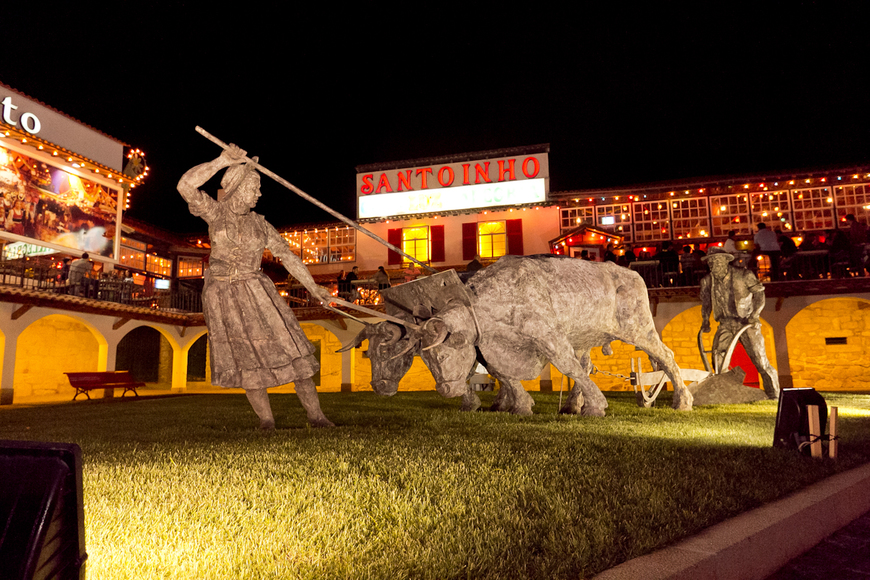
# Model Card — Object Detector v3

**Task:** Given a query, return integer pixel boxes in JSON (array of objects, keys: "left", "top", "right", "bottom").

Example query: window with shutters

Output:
[
  {"left": 477, "top": 221, "right": 506, "bottom": 259},
  {"left": 402, "top": 226, "right": 430, "bottom": 264}
]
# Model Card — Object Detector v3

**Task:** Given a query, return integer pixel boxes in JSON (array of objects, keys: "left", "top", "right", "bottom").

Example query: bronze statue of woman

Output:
[{"left": 178, "top": 144, "right": 334, "bottom": 429}]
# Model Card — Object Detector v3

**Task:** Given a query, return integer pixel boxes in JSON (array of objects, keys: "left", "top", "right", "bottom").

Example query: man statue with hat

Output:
[
  {"left": 699, "top": 247, "right": 780, "bottom": 399},
  {"left": 178, "top": 144, "right": 335, "bottom": 429}
]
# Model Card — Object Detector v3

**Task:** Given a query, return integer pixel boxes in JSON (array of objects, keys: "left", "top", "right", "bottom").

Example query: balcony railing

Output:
[
  {"left": 0, "top": 251, "right": 866, "bottom": 319},
  {"left": 0, "top": 259, "right": 203, "bottom": 313},
  {"left": 629, "top": 248, "right": 866, "bottom": 288}
]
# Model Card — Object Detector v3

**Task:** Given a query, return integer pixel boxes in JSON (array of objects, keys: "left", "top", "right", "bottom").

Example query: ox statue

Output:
[
  {"left": 340, "top": 255, "right": 693, "bottom": 415},
  {"left": 337, "top": 313, "right": 489, "bottom": 412}
]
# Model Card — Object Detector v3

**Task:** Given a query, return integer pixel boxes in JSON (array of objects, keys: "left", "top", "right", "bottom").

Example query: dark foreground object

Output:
[
  {"left": 0, "top": 440, "right": 87, "bottom": 579},
  {"left": 773, "top": 388, "right": 828, "bottom": 455}
]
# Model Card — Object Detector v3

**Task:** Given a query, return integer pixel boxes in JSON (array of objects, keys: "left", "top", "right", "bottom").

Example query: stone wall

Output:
[
  {"left": 14, "top": 315, "right": 99, "bottom": 397},
  {"left": 787, "top": 298, "right": 870, "bottom": 390},
  {"left": 299, "top": 323, "right": 345, "bottom": 392}
]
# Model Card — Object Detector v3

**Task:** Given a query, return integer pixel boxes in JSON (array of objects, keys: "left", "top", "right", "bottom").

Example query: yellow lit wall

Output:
[
  {"left": 399, "top": 357, "right": 437, "bottom": 391},
  {"left": 299, "top": 323, "right": 343, "bottom": 392},
  {"left": 787, "top": 298, "right": 870, "bottom": 391},
  {"left": 15, "top": 315, "right": 99, "bottom": 397}
]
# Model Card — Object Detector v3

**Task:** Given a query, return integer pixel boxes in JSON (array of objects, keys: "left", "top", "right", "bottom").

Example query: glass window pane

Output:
[
  {"left": 791, "top": 187, "right": 835, "bottom": 231},
  {"left": 710, "top": 193, "right": 751, "bottom": 237},
  {"left": 402, "top": 226, "right": 429, "bottom": 263},
  {"left": 477, "top": 221, "right": 506, "bottom": 259}
]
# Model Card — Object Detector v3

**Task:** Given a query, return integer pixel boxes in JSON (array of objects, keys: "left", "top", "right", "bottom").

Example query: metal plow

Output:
[{"left": 631, "top": 325, "right": 756, "bottom": 408}]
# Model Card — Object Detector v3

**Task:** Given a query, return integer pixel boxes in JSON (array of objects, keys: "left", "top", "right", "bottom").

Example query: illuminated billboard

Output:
[
  {"left": 359, "top": 178, "right": 546, "bottom": 219},
  {"left": 356, "top": 147, "right": 549, "bottom": 219},
  {"left": 0, "top": 144, "right": 117, "bottom": 257}
]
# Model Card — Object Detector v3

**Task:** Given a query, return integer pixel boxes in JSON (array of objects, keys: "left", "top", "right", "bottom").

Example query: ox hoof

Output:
[
  {"left": 460, "top": 400, "right": 482, "bottom": 412},
  {"left": 309, "top": 417, "right": 336, "bottom": 428},
  {"left": 671, "top": 392, "right": 694, "bottom": 411},
  {"left": 510, "top": 406, "right": 534, "bottom": 416},
  {"left": 258, "top": 420, "right": 276, "bottom": 431},
  {"left": 558, "top": 404, "right": 582, "bottom": 415},
  {"left": 460, "top": 393, "right": 482, "bottom": 412},
  {"left": 580, "top": 406, "right": 606, "bottom": 417}
]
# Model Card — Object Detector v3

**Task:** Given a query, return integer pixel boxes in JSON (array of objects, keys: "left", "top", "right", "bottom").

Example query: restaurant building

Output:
[
  {"left": 0, "top": 83, "right": 210, "bottom": 404},
  {"left": 272, "top": 149, "right": 870, "bottom": 397}
]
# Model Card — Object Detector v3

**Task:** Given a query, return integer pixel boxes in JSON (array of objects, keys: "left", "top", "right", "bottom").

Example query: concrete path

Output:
[
  {"left": 766, "top": 508, "right": 870, "bottom": 579},
  {"left": 594, "top": 463, "right": 870, "bottom": 580}
]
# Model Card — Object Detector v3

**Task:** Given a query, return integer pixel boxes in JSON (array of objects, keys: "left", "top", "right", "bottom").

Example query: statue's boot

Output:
[
  {"left": 295, "top": 378, "right": 335, "bottom": 427},
  {"left": 245, "top": 389, "right": 275, "bottom": 430}
]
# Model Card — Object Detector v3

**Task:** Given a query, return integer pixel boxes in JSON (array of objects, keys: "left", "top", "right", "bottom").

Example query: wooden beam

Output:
[
  {"left": 11, "top": 305, "right": 32, "bottom": 320},
  {"left": 113, "top": 317, "right": 131, "bottom": 330}
]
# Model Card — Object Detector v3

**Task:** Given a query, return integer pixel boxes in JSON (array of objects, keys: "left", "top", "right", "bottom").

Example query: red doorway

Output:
[{"left": 728, "top": 342, "right": 760, "bottom": 388}]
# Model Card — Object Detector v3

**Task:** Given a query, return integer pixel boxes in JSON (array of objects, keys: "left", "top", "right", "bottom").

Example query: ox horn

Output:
[
  {"left": 421, "top": 317, "right": 450, "bottom": 351},
  {"left": 336, "top": 327, "right": 368, "bottom": 353},
  {"left": 389, "top": 337, "right": 420, "bottom": 360},
  {"left": 379, "top": 322, "right": 404, "bottom": 346}
]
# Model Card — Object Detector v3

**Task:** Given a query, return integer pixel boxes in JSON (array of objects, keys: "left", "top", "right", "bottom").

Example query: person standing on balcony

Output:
[
  {"left": 753, "top": 222, "right": 781, "bottom": 281},
  {"left": 68, "top": 253, "right": 91, "bottom": 296},
  {"left": 370, "top": 265, "right": 391, "bottom": 290},
  {"left": 345, "top": 266, "right": 361, "bottom": 301},
  {"left": 699, "top": 248, "right": 779, "bottom": 399},
  {"left": 723, "top": 230, "right": 738, "bottom": 254},
  {"left": 177, "top": 144, "right": 334, "bottom": 430}
]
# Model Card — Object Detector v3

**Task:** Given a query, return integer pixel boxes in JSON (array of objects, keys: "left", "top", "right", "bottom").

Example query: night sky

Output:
[{"left": 2, "top": 3, "right": 868, "bottom": 234}]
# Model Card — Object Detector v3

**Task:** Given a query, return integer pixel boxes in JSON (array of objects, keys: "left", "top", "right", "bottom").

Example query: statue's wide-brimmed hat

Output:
[
  {"left": 702, "top": 247, "right": 735, "bottom": 262},
  {"left": 220, "top": 156, "right": 260, "bottom": 200}
]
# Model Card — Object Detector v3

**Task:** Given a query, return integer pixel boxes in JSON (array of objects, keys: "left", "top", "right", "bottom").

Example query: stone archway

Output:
[
  {"left": 186, "top": 332, "right": 209, "bottom": 383},
  {"left": 786, "top": 297, "right": 870, "bottom": 391},
  {"left": 116, "top": 326, "right": 163, "bottom": 382},
  {"left": 14, "top": 313, "right": 107, "bottom": 398}
]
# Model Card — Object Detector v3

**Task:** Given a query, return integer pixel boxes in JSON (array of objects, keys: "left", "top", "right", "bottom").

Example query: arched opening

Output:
[
  {"left": 116, "top": 326, "right": 171, "bottom": 384},
  {"left": 786, "top": 297, "right": 870, "bottom": 391},
  {"left": 14, "top": 314, "right": 105, "bottom": 398},
  {"left": 662, "top": 305, "right": 777, "bottom": 389},
  {"left": 187, "top": 334, "right": 208, "bottom": 382}
]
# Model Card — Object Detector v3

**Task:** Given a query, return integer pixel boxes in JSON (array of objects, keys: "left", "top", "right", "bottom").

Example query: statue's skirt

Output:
[{"left": 202, "top": 271, "right": 318, "bottom": 390}]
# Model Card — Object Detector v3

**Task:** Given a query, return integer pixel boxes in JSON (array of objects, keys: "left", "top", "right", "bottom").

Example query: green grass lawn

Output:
[{"left": 2, "top": 390, "right": 869, "bottom": 579}]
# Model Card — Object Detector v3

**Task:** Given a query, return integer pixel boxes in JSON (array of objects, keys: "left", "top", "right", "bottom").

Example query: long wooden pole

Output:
[
  {"left": 327, "top": 296, "right": 420, "bottom": 330},
  {"left": 195, "top": 127, "right": 437, "bottom": 274}
]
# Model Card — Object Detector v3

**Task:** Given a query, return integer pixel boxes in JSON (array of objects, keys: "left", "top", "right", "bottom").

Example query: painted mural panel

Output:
[{"left": 0, "top": 145, "right": 117, "bottom": 257}]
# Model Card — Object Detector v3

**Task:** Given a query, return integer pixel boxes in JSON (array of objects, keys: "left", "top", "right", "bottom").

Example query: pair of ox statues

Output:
[{"left": 348, "top": 250, "right": 779, "bottom": 418}]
